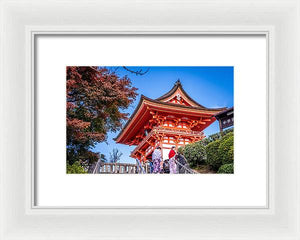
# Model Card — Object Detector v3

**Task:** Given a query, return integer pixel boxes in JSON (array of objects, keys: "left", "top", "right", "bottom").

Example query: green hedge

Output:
[
  {"left": 205, "top": 139, "right": 222, "bottom": 170},
  {"left": 218, "top": 132, "right": 234, "bottom": 165},
  {"left": 179, "top": 129, "right": 234, "bottom": 173},
  {"left": 217, "top": 163, "right": 234, "bottom": 174},
  {"left": 180, "top": 141, "right": 206, "bottom": 168}
]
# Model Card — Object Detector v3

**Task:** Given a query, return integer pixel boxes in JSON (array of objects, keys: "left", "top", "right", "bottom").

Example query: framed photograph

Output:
[
  {"left": 36, "top": 35, "right": 265, "bottom": 208},
  {"left": 1, "top": 0, "right": 299, "bottom": 239}
]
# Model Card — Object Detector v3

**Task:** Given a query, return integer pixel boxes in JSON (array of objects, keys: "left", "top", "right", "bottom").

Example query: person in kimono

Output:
[
  {"left": 152, "top": 147, "right": 162, "bottom": 174},
  {"left": 168, "top": 146, "right": 177, "bottom": 174}
]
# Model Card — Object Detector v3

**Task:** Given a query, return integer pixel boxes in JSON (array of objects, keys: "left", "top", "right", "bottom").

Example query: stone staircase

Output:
[{"left": 92, "top": 155, "right": 197, "bottom": 174}]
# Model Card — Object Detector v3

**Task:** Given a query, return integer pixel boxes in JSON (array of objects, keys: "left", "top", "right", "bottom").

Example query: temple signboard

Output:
[{"left": 214, "top": 107, "right": 234, "bottom": 132}]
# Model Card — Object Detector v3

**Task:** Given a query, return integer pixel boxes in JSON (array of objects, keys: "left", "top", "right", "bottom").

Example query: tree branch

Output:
[{"left": 122, "top": 66, "right": 150, "bottom": 76}]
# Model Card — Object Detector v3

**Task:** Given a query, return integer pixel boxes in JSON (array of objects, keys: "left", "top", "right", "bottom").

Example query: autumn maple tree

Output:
[{"left": 66, "top": 66, "right": 137, "bottom": 170}]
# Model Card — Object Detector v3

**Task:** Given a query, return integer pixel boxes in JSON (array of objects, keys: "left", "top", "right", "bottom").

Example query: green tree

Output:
[
  {"left": 179, "top": 129, "right": 234, "bottom": 173},
  {"left": 205, "top": 131, "right": 234, "bottom": 171},
  {"left": 205, "top": 139, "right": 222, "bottom": 170}
]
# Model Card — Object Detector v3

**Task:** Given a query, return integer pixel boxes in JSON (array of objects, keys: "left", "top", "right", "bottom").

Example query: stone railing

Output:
[
  {"left": 96, "top": 162, "right": 138, "bottom": 174},
  {"left": 93, "top": 159, "right": 197, "bottom": 174}
]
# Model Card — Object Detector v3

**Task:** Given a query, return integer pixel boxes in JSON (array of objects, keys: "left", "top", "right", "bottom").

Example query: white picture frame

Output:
[{"left": 0, "top": 0, "right": 299, "bottom": 239}]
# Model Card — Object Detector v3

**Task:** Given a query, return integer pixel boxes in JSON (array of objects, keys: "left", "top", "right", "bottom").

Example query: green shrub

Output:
[
  {"left": 217, "top": 163, "right": 234, "bottom": 174},
  {"left": 177, "top": 146, "right": 184, "bottom": 154},
  {"left": 221, "top": 128, "right": 234, "bottom": 137},
  {"left": 228, "top": 146, "right": 234, "bottom": 163},
  {"left": 201, "top": 128, "right": 233, "bottom": 146},
  {"left": 218, "top": 132, "right": 234, "bottom": 165},
  {"left": 67, "top": 161, "right": 87, "bottom": 174},
  {"left": 221, "top": 131, "right": 233, "bottom": 141},
  {"left": 180, "top": 129, "right": 234, "bottom": 172},
  {"left": 182, "top": 141, "right": 206, "bottom": 168},
  {"left": 205, "top": 139, "right": 222, "bottom": 170}
]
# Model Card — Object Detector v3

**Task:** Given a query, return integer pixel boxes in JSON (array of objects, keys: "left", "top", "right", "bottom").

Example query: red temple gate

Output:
[{"left": 115, "top": 80, "right": 226, "bottom": 162}]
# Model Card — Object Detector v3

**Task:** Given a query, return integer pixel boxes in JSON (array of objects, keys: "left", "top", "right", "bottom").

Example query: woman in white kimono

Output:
[{"left": 152, "top": 147, "right": 162, "bottom": 174}]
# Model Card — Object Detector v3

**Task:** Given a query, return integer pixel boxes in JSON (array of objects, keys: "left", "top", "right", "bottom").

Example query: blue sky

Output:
[{"left": 93, "top": 66, "right": 234, "bottom": 163}]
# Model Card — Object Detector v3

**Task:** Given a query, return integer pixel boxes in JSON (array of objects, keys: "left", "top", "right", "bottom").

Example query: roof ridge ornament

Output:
[{"left": 175, "top": 79, "right": 182, "bottom": 85}]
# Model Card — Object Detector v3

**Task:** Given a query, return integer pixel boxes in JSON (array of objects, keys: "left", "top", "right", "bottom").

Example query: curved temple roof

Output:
[
  {"left": 115, "top": 80, "right": 227, "bottom": 143},
  {"left": 156, "top": 79, "right": 207, "bottom": 109}
]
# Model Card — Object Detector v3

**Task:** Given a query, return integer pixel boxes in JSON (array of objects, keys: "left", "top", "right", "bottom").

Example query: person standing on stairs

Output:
[
  {"left": 168, "top": 146, "right": 177, "bottom": 174},
  {"left": 152, "top": 146, "right": 162, "bottom": 174}
]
